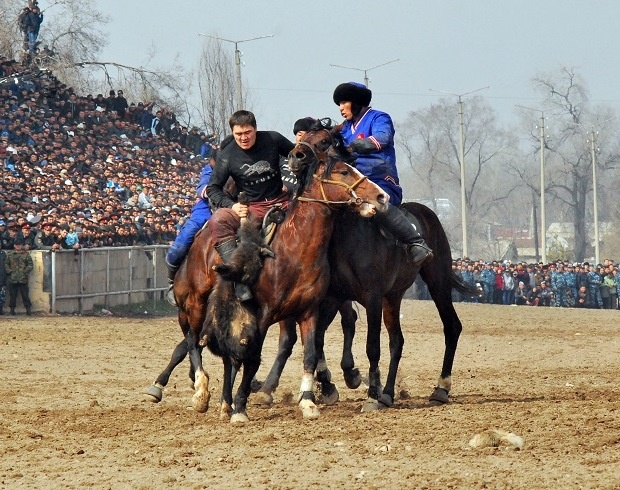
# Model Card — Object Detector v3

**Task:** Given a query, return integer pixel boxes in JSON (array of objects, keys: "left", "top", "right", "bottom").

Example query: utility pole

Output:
[
  {"left": 588, "top": 130, "right": 600, "bottom": 265},
  {"left": 517, "top": 105, "right": 547, "bottom": 264},
  {"left": 329, "top": 59, "right": 399, "bottom": 87},
  {"left": 198, "top": 34, "right": 273, "bottom": 110},
  {"left": 430, "top": 86, "right": 489, "bottom": 258}
]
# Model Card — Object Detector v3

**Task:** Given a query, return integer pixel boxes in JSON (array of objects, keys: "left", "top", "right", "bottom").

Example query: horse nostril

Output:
[
  {"left": 293, "top": 151, "right": 306, "bottom": 160},
  {"left": 378, "top": 194, "right": 388, "bottom": 204}
]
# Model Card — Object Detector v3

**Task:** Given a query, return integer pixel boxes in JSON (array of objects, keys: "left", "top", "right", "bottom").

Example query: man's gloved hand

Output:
[{"left": 347, "top": 138, "right": 378, "bottom": 154}]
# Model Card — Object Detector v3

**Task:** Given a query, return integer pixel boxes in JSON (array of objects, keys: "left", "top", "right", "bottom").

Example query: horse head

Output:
[{"left": 289, "top": 124, "right": 388, "bottom": 217}]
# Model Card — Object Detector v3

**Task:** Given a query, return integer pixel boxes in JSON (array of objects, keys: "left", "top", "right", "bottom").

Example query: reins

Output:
[{"left": 296, "top": 170, "right": 368, "bottom": 206}]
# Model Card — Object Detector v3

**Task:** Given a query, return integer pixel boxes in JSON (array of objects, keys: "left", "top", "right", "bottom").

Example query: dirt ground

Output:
[{"left": 1, "top": 301, "right": 619, "bottom": 489}]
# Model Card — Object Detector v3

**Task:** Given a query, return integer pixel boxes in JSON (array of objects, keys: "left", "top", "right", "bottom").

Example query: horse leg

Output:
[
  {"left": 255, "top": 318, "right": 297, "bottom": 406},
  {"left": 186, "top": 327, "right": 210, "bottom": 413},
  {"left": 424, "top": 271, "right": 463, "bottom": 406},
  {"left": 297, "top": 317, "right": 321, "bottom": 419},
  {"left": 380, "top": 294, "right": 406, "bottom": 408},
  {"left": 313, "top": 300, "right": 341, "bottom": 405},
  {"left": 338, "top": 300, "right": 362, "bottom": 389},
  {"left": 219, "top": 357, "right": 235, "bottom": 420},
  {"left": 144, "top": 338, "right": 188, "bottom": 402},
  {"left": 230, "top": 357, "right": 262, "bottom": 424},
  {"left": 361, "top": 296, "right": 385, "bottom": 412}
]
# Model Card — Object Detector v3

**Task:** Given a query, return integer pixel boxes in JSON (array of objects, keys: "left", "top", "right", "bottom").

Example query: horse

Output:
[
  {"left": 252, "top": 123, "right": 479, "bottom": 411},
  {"left": 171, "top": 147, "right": 388, "bottom": 421}
]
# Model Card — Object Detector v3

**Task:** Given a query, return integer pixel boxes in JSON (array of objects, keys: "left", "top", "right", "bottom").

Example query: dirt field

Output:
[{"left": 1, "top": 301, "right": 619, "bottom": 489}]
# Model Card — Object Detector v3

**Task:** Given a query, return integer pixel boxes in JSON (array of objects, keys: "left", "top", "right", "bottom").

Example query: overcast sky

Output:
[{"left": 92, "top": 0, "right": 619, "bottom": 137}]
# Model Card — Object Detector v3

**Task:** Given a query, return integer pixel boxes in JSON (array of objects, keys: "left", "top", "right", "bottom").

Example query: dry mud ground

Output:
[{"left": 1, "top": 301, "right": 619, "bottom": 489}]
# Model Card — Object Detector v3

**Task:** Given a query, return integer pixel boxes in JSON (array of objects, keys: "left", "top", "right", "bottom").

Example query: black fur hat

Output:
[
  {"left": 293, "top": 117, "right": 317, "bottom": 135},
  {"left": 333, "top": 82, "right": 372, "bottom": 106}
]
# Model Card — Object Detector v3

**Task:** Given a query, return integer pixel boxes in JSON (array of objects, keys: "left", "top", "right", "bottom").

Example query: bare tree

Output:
[
  {"left": 531, "top": 67, "right": 620, "bottom": 261},
  {"left": 195, "top": 37, "right": 254, "bottom": 140},
  {"left": 398, "top": 97, "right": 521, "bottom": 257}
]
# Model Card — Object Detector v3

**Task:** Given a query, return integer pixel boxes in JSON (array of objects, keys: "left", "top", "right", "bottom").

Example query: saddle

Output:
[{"left": 260, "top": 204, "right": 286, "bottom": 245}]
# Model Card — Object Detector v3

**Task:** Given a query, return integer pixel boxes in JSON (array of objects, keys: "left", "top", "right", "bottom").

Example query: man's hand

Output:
[{"left": 231, "top": 202, "right": 248, "bottom": 218}]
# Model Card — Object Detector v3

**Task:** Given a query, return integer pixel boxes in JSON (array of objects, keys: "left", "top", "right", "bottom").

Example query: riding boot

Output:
[
  {"left": 214, "top": 240, "right": 253, "bottom": 302},
  {"left": 165, "top": 260, "right": 179, "bottom": 307},
  {"left": 375, "top": 205, "right": 434, "bottom": 265}
]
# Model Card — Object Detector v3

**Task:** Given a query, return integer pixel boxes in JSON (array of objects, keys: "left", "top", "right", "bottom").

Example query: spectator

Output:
[
  {"left": 4, "top": 236, "right": 33, "bottom": 315},
  {"left": 0, "top": 245, "right": 6, "bottom": 314},
  {"left": 514, "top": 281, "right": 528, "bottom": 306}
]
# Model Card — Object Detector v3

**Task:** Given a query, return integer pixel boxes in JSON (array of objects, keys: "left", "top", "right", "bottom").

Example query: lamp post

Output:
[
  {"left": 429, "top": 86, "right": 489, "bottom": 258},
  {"left": 516, "top": 105, "right": 547, "bottom": 264},
  {"left": 329, "top": 59, "right": 400, "bottom": 87},
  {"left": 198, "top": 34, "right": 273, "bottom": 110}
]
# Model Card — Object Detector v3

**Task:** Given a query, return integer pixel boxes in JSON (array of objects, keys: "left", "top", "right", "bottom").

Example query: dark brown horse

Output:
[
  {"left": 156, "top": 147, "right": 388, "bottom": 420},
  {"left": 253, "top": 123, "right": 478, "bottom": 411}
]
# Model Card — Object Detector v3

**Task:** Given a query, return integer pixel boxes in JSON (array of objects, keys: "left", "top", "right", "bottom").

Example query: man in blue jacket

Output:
[
  {"left": 165, "top": 155, "right": 214, "bottom": 304},
  {"left": 333, "top": 81, "right": 432, "bottom": 265}
]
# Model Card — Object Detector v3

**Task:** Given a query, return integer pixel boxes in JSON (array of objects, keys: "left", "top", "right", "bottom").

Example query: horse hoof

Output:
[
  {"left": 144, "top": 384, "right": 163, "bottom": 403},
  {"left": 428, "top": 387, "right": 449, "bottom": 406},
  {"left": 344, "top": 369, "right": 362, "bottom": 390},
  {"left": 299, "top": 399, "right": 320, "bottom": 419},
  {"left": 220, "top": 403, "right": 232, "bottom": 420},
  {"left": 321, "top": 386, "right": 339, "bottom": 406},
  {"left": 192, "top": 391, "right": 210, "bottom": 413},
  {"left": 252, "top": 391, "right": 274, "bottom": 406},
  {"left": 250, "top": 378, "right": 263, "bottom": 393},
  {"left": 361, "top": 399, "right": 380, "bottom": 412},
  {"left": 378, "top": 393, "right": 393, "bottom": 408},
  {"left": 230, "top": 412, "right": 249, "bottom": 424}
]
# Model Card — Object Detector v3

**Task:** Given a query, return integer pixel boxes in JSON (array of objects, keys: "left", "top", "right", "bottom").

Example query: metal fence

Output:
[{"left": 47, "top": 245, "right": 169, "bottom": 314}]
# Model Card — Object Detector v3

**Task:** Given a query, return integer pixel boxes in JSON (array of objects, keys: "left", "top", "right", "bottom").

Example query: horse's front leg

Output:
[
  {"left": 315, "top": 302, "right": 341, "bottom": 406},
  {"left": 298, "top": 316, "right": 321, "bottom": 419},
  {"left": 380, "top": 295, "right": 405, "bottom": 408},
  {"left": 144, "top": 338, "right": 188, "bottom": 403},
  {"left": 255, "top": 317, "right": 297, "bottom": 405},
  {"left": 219, "top": 357, "right": 235, "bottom": 420},
  {"left": 186, "top": 327, "right": 210, "bottom": 413},
  {"left": 338, "top": 300, "right": 362, "bottom": 389},
  {"left": 230, "top": 356, "right": 261, "bottom": 424},
  {"left": 362, "top": 296, "right": 385, "bottom": 412}
]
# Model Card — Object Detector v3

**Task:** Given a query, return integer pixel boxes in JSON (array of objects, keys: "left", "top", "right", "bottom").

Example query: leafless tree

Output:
[
  {"left": 398, "top": 97, "right": 521, "bottom": 257},
  {"left": 531, "top": 67, "right": 620, "bottom": 261},
  {"left": 195, "top": 37, "right": 253, "bottom": 140}
]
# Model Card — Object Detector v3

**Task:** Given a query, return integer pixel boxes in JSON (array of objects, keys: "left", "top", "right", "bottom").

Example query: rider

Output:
[
  {"left": 332, "top": 81, "right": 433, "bottom": 265},
  {"left": 206, "top": 110, "right": 295, "bottom": 301},
  {"left": 165, "top": 153, "right": 215, "bottom": 304}
]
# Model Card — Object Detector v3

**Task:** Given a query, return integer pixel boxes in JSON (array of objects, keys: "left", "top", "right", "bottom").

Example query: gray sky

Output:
[{"left": 96, "top": 0, "right": 619, "bottom": 137}]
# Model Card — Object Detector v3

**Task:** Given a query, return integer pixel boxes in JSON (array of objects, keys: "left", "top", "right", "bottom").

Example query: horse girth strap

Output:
[{"left": 296, "top": 174, "right": 368, "bottom": 206}]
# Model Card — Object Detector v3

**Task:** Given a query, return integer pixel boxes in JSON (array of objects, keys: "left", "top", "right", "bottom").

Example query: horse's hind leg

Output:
[
  {"left": 255, "top": 318, "right": 297, "bottom": 405},
  {"left": 424, "top": 271, "right": 462, "bottom": 405},
  {"left": 144, "top": 338, "right": 189, "bottom": 402},
  {"left": 361, "top": 296, "right": 385, "bottom": 412}
]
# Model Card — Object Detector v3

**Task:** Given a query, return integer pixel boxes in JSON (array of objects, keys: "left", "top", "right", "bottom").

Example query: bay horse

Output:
[
  {"left": 160, "top": 147, "right": 388, "bottom": 420},
  {"left": 253, "top": 123, "right": 478, "bottom": 411}
]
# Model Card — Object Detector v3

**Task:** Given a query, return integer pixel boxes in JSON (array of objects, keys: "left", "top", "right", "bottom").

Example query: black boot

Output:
[
  {"left": 10, "top": 308, "right": 16, "bottom": 315},
  {"left": 215, "top": 240, "right": 253, "bottom": 302},
  {"left": 26, "top": 306, "right": 32, "bottom": 316},
  {"left": 165, "top": 260, "right": 179, "bottom": 307},
  {"left": 375, "top": 206, "right": 433, "bottom": 265}
]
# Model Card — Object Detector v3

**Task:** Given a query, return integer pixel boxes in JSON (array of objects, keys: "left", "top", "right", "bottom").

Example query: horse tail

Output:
[{"left": 451, "top": 270, "right": 481, "bottom": 299}]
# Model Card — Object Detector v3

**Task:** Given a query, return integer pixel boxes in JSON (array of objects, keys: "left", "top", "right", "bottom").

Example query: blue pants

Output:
[
  {"left": 588, "top": 287, "right": 603, "bottom": 308},
  {"left": 27, "top": 32, "right": 37, "bottom": 53},
  {"left": 482, "top": 283, "right": 493, "bottom": 304},
  {"left": 166, "top": 204, "right": 211, "bottom": 268}
]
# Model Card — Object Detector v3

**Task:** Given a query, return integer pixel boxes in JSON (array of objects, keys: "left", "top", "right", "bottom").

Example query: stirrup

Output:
[
  {"left": 408, "top": 243, "right": 433, "bottom": 265},
  {"left": 166, "top": 283, "right": 177, "bottom": 307}
]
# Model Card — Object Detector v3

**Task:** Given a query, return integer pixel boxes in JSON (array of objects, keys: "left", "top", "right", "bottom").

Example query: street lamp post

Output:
[
  {"left": 329, "top": 59, "right": 400, "bottom": 87},
  {"left": 430, "top": 86, "right": 489, "bottom": 258},
  {"left": 516, "top": 105, "right": 547, "bottom": 264},
  {"left": 198, "top": 33, "right": 273, "bottom": 110}
]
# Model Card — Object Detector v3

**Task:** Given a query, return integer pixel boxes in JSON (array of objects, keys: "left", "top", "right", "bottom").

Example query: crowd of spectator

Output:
[
  {"left": 447, "top": 258, "right": 620, "bottom": 309},
  {"left": 1, "top": 56, "right": 217, "bottom": 251}
]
